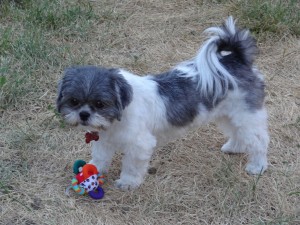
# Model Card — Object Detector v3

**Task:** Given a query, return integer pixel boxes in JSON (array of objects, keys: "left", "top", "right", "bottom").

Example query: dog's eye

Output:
[
  {"left": 70, "top": 98, "right": 79, "bottom": 107},
  {"left": 95, "top": 101, "right": 105, "bottom": 109}
]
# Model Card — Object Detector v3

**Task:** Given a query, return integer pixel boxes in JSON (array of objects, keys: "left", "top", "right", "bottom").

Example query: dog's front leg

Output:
[
  {"left": 115, "top": 133, "right": 157, "bottom": 190},
  {"left": 90, "top": 141, "right": 115, "bottom": 175},
  {"left": 114, "top": 152, "right": 152, "bottom": 190}
]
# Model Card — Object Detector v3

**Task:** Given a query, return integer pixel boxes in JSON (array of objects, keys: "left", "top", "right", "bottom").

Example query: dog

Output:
[{"left": 57, "top": 17, "right": 269, "bottom": 190}]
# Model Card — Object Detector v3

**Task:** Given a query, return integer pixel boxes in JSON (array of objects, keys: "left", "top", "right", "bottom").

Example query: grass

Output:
[
  {"left": 24, "top": 0, "right": 96, "bottom": 38},
  {"left": 229, "top": 0, "right": 300, "bottom": 38},
  {"left": 0, "top": 0, "right": 300, "bottom": 224},
  {"left": 0, "top": 28, "right": 61, "bottom": 107},
  {"left": 0, "top": 0, "right": 97, "bottom": 109},
  {"left": 0, "top": 27, "right": 62, "bottom": 109}
]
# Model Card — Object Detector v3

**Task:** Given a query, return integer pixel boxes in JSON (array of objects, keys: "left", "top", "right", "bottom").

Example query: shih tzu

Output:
[{"left": 57, "top": 17, "right": 269, "bottom": 190}]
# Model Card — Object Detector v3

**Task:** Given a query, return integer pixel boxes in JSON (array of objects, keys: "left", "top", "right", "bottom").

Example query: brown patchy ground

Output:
[{"left": 1, "top": 0, "right": 299, "bottom": 224}]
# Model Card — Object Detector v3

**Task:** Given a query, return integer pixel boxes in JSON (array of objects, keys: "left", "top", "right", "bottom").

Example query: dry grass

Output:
[{"left": 1, "top": 0, "right": 299, "bottom": 224}]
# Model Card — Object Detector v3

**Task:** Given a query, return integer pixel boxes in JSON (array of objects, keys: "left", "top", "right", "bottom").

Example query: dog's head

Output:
[{"left": 56, "top": 66, "right": 132, "bottom": 130}]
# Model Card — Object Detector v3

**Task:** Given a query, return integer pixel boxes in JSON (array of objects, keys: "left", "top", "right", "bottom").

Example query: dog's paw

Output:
[
  {"left": 245, "top": 162, "right": 268, "bottom": 175},
  {"left": 221, "top": 140, "right": 234, "bottom": 153},
  {"left": 221, "top": 142, "right": 240, "bottom": 154},
  {"left": 114, "top": 178, "right": 140, "bottom": 191},
  {"left": 221, "top": 139, "right": 245, "bottom": 154}
]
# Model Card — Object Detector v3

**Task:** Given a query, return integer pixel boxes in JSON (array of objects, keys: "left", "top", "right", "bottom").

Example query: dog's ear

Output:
[
  {"left": 113, "top": 72, "right": 133, "bottom": 121},
  {"left": 56, "top": 67, "right": 77, "bottom": 113}
]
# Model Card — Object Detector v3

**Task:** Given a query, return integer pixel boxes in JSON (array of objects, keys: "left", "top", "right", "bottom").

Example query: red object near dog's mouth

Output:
[{"left": 85, "top": 131, "right": 100, "bottom": 143}]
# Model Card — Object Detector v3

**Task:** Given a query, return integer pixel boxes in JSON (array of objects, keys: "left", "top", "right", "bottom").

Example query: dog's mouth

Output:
[
  {"left": 78, "top": 122, "right": 107, "bottom": 131},
  {"left": 80, "top": 121, "right": 89, "bottom": 126}
]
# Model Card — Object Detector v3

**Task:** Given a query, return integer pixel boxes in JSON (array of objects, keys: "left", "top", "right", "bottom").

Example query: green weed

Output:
[
  {"left": 254, "top": 215, "right": 299, "bottom": 225},
  {"left": 24, "top": 0, "right": 96, "bottom": 37},
  {"left": 229, "top": 0, "right": 300, "bottom": 38},
  {"left": 0, "top": 28, "right": 63, "bottom": 108},
  {"left": 0, "top": 0, "right": 97, "bottom": 109}
]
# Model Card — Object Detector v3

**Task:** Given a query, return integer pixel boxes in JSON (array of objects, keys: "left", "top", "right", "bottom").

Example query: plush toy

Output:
[{"left": 68, "top": 160, "right": 105, "bottom": 199}]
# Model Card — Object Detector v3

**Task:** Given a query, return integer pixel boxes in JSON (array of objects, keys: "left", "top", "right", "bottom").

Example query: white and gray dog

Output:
[{"left": 57, "top": 17, "right": 269, "bottom": 190}]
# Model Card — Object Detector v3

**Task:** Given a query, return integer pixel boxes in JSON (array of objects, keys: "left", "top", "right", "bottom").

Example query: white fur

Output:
[{"left": 64, "top": 111, "right": 80, "bottom": 126}]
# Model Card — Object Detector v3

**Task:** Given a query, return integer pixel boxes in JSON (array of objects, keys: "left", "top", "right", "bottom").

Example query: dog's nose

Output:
[{"left": 79, "top": 111, "right": 90, "bottom": 121}]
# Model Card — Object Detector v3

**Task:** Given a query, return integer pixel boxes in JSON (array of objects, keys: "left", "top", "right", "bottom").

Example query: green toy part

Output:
[{"left": 73, "top": 159, "right": 87, "bottom": 174}]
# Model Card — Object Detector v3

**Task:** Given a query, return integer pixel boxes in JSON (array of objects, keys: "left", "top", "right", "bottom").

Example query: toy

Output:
[{"left": 67, "top": 160, "right": 105, "bottom": 199}]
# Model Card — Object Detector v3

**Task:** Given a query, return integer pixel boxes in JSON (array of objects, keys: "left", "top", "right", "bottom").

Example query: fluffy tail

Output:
[{"left": 181, "top": 16, "right": 258, "bottom": 103}]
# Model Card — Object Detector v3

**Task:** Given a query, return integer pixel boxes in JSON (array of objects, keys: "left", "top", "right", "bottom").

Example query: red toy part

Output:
[
  {"left": 82, "top": 164, "right": 98, "bottom": 178},
  {"left": 75, "top": 172, "right": 85, "bottom": 184}
]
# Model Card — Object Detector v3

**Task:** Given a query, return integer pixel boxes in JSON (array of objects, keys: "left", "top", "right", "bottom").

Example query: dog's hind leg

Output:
[
  {"left": 218, "top": 108, "right": 269, "bottom": 174},
  {"left": 218, "top": 117, "right": 246, "bottom": 154}
]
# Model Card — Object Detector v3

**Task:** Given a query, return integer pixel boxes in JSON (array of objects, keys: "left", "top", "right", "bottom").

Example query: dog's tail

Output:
[{"left": 179, "top": 16, "right": 258, "bottom": 103}]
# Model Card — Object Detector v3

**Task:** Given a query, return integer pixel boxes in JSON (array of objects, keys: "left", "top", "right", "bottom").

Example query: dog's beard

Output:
[
  {"left": 62, "top": 110, "right": 111, "bottom": 131},
  {"left": 63, "top": 111, "right": 79, "bottom": 126},
  {"left": 87, "top": 113, "right": 111, "bottom": 130}
]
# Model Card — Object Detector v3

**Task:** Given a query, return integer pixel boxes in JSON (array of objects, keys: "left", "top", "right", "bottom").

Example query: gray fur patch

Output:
[
  {"left": 216, "top": 21, "right": 265, "bottom": 110},
  {"left": 219, "top": 58, "right": 265, "bottom": 110},
  {"left": 151, "top": 70, "right": 214, "bottom": 127}
]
